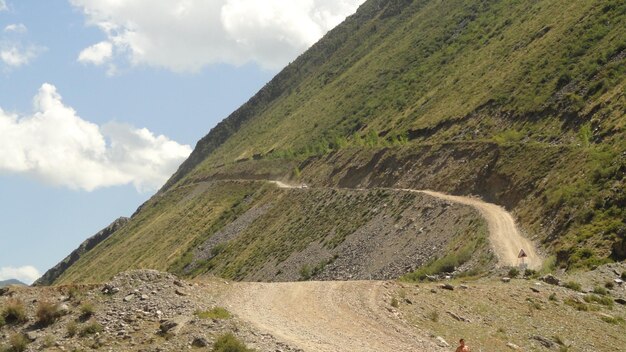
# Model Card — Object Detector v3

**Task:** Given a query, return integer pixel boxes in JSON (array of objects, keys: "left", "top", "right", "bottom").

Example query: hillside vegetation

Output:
[{"left": 53, "top": 0, "right": 624, "bottom": 284}]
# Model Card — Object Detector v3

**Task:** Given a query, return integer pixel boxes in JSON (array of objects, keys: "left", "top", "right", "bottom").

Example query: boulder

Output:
[
  {"left": 192, "top": 336, "right": 209, "bottom": 347},
  {"left": 542, "top": 274, "right": 560, "bottom": 286}
]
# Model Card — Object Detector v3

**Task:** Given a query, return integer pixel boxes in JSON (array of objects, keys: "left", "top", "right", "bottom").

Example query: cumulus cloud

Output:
[
  {"left": 78, "top": 41, "right": 112, "bottom": 65},
  {"left": 0, "top": 44, "right": 43, "bottom": 67},
  {"left": 70, "top": 0, "right": 365, "bottom": 71},
  {"left": 0, "top": 266, "right": 40, "bottom": 284},
  {"left": 4, "top": 23, "right": 27, "bottom": 33},
  {"left": 0, "top": 0, "right": 7, "bottom": 12},
  {"left": 0, "top": 83, "right": 191, "bottom": 192}
]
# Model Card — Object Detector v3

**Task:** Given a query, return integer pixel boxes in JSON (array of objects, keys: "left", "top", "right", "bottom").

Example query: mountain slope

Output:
[
  {"left": 0, "top": 279, "right": 26, "bottom": 288},
  {"left": 53, "top": 0, "right": 625, "bottom": 284}
]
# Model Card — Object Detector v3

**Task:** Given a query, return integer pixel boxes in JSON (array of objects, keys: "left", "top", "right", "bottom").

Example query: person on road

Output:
[{"left": 455, "top": 339, "right": 470, "bottom": 352}]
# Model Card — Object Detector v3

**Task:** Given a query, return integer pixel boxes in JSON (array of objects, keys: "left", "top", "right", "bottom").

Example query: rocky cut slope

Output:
[{"left": 49, "top": 0, "right": 625, "bottom": 284}]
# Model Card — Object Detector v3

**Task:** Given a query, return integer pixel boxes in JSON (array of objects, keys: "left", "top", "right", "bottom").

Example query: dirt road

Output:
[
  {"left": 223, "top": 280, "right": 444, "bottom": 352},
  {"left": 413, "top": 190, "right": 542, "bottom": 269},
  {"left": 270, "top": 180, "right": 542, "bottom": 269}
]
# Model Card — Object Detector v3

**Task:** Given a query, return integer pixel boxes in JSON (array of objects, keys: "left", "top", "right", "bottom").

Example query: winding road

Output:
[
  {"left": 221, "top": 180, "right": 543, "bottom": 352},
  {"left": 270, "top": 180, "right": 543, "bottom": 269}
]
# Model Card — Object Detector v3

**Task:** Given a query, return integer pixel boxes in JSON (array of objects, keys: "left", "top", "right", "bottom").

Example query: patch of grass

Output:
[
  {"left": 604, "top": 281, "right": 615, "bottom": 289},
  {"left": 593, "top": 286, "right": 609, "bottom": 295},
  {"left": 211, "top": 333, "right": 254, "bottom": 352},
  {"left": 564, "top": 297, "right": 588, "bottom": 311},
  {"left": 79, "top": 321, "right": 103, "bottom": 337},
  {"left": 7, "top": 333, "right": 29, "bottom": 352},
  {"left": 2, "top": 299, "right": 27, "bottom": 324},
  {"left": 508, "top": 267, "right": 520, "bottom": 278},
  {"left": 583, "top": 294, "right": 613, "bottom": 307},
  {"left": 563, "top": 281, "right": 582, "bottom": 292},
  {"left": 601, "top": 315, "right": 625, "bottom": 325},
  {"left": 195, "top": 307, "right": 231, "bottom": 320},
  {"left": 36, "top": 301, "right": 60, "bottom": 326}
]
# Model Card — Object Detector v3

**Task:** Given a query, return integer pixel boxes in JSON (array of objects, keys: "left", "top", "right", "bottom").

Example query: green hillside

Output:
[{"left": 55, "top": 0, "right": 625, "bottom": 284}]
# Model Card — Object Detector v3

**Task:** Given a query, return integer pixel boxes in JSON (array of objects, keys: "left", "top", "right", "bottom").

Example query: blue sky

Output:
[{"left": 0, "top": 0, "right": 364, "bottom": 283}]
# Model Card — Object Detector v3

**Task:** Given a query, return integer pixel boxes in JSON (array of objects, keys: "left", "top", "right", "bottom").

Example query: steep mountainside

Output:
[
  {"left": 53, "top": 0, "right": 624, "bottom": 284},
  {"left": 34, "top": 217, "right": 129, "bottom": 286}
]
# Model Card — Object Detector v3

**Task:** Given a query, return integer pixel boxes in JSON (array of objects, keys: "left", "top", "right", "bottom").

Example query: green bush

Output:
[
  {"left": 36, "top": 301, "right": 60, "bottom": 326},
  {"left": 622, "top": 272, "right": 626, "bottom": 281},
  {"left": 508, "top": 267, "right": 520, "bottom": 278},
  {"left": 211, "top": 333, "right": 254, "bottom": 352},
  {"left": 80, "top": 321, "right": 103, "bottom": 337},
  {"left": 195, "top": 307, "right": 231, "bottom": 320},
  {"left": 2, "top": 299, "right": 27, "bottom": 324},
  {"left": 390, "top": 298, "right": 399, "bottom": 308},
  {"left": 79, "top": 302, "right": 95, "bottom": 318},
  {"left": 66, "top": 321, "right": 78, "bottom": 337},
  {"left": 8, "top": 333, "right": 29, "bottom": 352}
]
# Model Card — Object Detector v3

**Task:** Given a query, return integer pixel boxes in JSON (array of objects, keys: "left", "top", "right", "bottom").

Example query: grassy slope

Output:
[
  {"left": 180, "top": 0, "right": 624, "bottom": 268},
  {"left": 56, "top": 0, "right": 624, "bottom": 283}
]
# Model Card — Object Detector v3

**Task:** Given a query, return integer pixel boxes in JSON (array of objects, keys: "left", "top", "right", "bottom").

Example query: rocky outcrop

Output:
[{"left": 34, "top": 217, "right": 129, "bottom": 286}]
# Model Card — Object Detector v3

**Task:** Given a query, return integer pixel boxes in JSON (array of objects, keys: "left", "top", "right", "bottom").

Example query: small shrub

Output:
[
  {"left": 390, "top": 298, "right": 399, "bottom": 308},
  {"left": 605, "top": 281, "right": 615, "bottom": 289},
  {"left": 66, "top": 321, "right": 78, "bottom": 337},
  {"left": 42, "top": 334, "right": 55, "bottom": 348},
  {"left": 621, "top": 272, "right": 626, "bottom": 281},
  {"left": 8, "top": 333, "right": 29, "bottom": 352},
  {"left": 508, "top": 267, "right": 520, "bottom": 278},
  {"left": 67, "top": 286, "right": 82, "bottom": 301},
  {"left": 211, "top": 333, "right": 254, "bottom": 352},
  {"left": 80, "top": 321, "right": 103, "bottom": 337},
  {"left": 549, "top": 293, "right": 558, "bottom": 301},
  {"left": 36, "top": 301, "right": 60, "bottom": 326},
  {"left": 79, "top": 302, "right": 95, "bottom": 318},
  {"left": 427, "top": 310, "right": 439, "bottom": 322},
  {"left": 0, "top": 314, "right": 5, "bottom": 327},
  {"left": 195, "top": 307, "right": 231, "bottom": 320},
  {"left": 299, "top": 264, "right": 312, "bottom": 281},
  {"left": 564, "top": 281, "right": 582, "bottom": 292},
  {"left": 2, "top": 299, "right": 27, "bottom": 324}
]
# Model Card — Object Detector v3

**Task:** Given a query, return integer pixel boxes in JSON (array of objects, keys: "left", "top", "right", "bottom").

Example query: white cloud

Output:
[
  {"left": 0, "top": 83, "right": 191, "bottom": 192},
  {"left": 0, "top": 266, "right": 40, "bottom": 285},
  {"left": 70, "top": 0, "right": 365, "bottom": 71},
  {"left": 4, "top": 23, "right": 27, "bottom": 33},
  {"left": 78, "top": 41, "right": 112, "bottom": 65},
  {"left": 0, "top": 45, "right": 43, "bottom": 67},
  {"left": 0, "top": 0, "right": 7, "bottom": 12}
]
